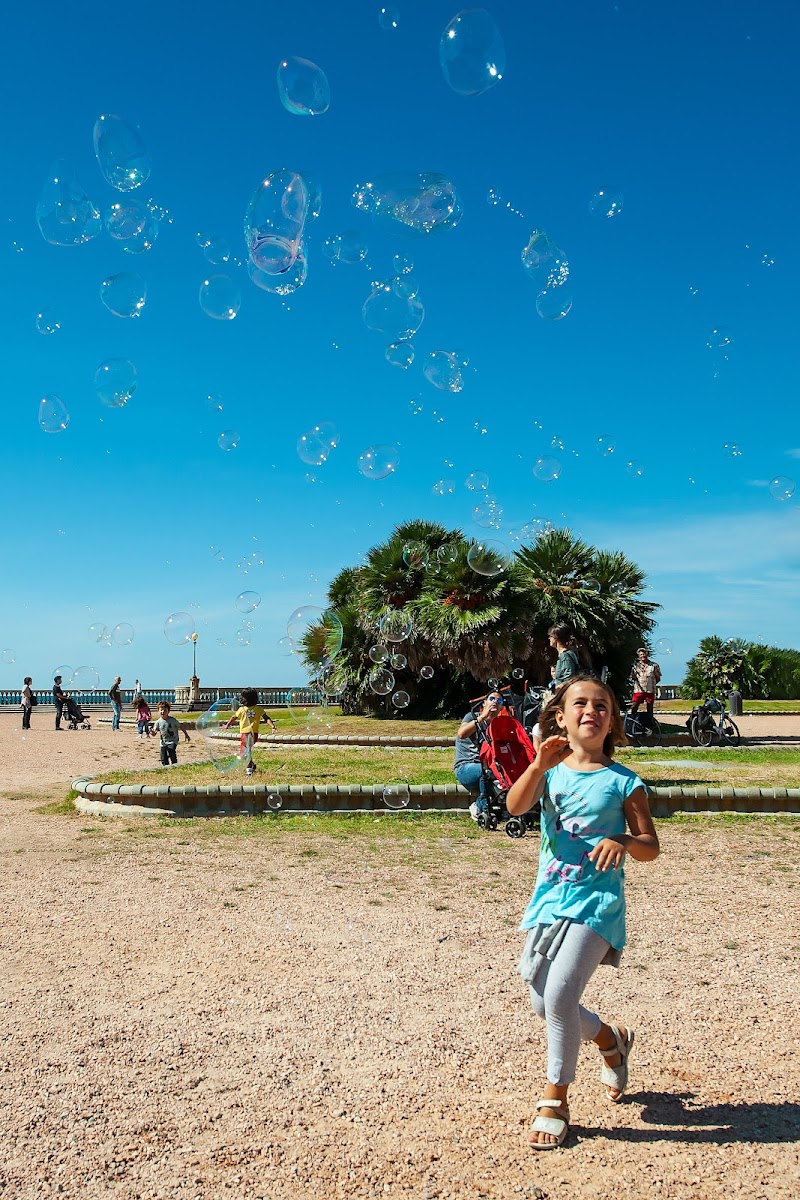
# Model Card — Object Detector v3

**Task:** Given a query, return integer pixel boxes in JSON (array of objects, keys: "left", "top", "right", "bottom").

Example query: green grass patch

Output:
[{"left": 656, "top": 699, "right": 800, "bottom": 713}]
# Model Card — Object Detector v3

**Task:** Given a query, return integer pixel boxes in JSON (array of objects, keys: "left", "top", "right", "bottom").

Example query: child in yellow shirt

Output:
[{"left": 223, "top": 688, "right": 277, "bottom": 776}]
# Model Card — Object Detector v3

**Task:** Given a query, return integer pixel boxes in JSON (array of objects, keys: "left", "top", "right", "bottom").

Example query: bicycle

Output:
[
  {"left": 623, "top": 705, "right": 662, "bottom": 747},
  {"left": 687, "top": 697, "right": 741, "bottom": 747}
]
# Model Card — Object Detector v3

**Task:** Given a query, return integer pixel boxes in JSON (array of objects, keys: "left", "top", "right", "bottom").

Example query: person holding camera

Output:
[{"left": 454, "top": 691, "right": 503, "bottom": 821}]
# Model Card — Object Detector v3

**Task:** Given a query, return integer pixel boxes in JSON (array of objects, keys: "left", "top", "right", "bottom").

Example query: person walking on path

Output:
[
  {"left": 506, "top": 675, "right": 660, "bottom": 1149},
  {"left": 21, "top": 677, "right": 34, "bottom": 730},
  {"left": 53, "top": 675, "right": 66, "bottom": 731},
  {"left": 109, "top": 676, "right": 123, "bottom": 732},
  {"left": 630, "top": 647, "right": 661, "bottom": 729}
]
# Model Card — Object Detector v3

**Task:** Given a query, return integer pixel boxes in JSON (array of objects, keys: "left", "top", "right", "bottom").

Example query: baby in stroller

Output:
[{"left": 64, "top": 695, "right": 91, "bottom": 730}]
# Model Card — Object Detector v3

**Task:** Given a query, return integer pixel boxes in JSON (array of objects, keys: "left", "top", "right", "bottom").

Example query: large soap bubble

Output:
[
  {"left": 93, "top": 114, "right": 151, "bottom": 191},
  {"left": 536, "top": 284, "right": 573, "bottom": 321},
  {"left": 287, "top": 606, "right": 344, "bottom": 663},
  {"left": 248, "top": 249, "right": 307, "bottom": 295},
  {"left": 218, "top": 430, "right": 240, "bottom": 451},
  {"left": 353, "top": 173, "right": 462, "bottom": 238},
  {"left": 385, "top": 340, "right": 414, "bottom": 369},
  {"left": 297, "top": 422, "right": 339, "bottom": 466},
  {"left": 106, "top": 201, "right": 158, "bottom": 252},
  {"left": 164, "top": 612, "right": 195, "bottom": 645},
  {"left": 522, "top": 230, "right": 569, "bottom": 292},
  {"left": 440, "top": 9, "right": 505, "bottom": 96},
  {"left": 36, "top": 160, "right": 101, "bottom": 246},
  {"left": 236, "top": 591, "right": 261, "bottom": 613},
  {"left": 467, "top": 540, "right": 508, "bottom": 576},
  {"left": 245, "top": 169, "right": 308, "bottom": 275},
  {"left": 369, "top": 667, "right": 395, "bottom": 695},
  {"left": 358, "top": 444, "right": 400, "bottom": 479},
  {"left": 379, "top": 610, "right": 413, "bottom": 642},
  {"left": 38, "top": 395, "right": 69, "bottom": 434},
  {"left": 100, "top": 272, "right": 146, "bottom": 318},
  {"left": 423, "top": 350, "right": 467, "bottom": 392},
  {"left": 95, "top": 358, "right": 137, "bottom": 408},
  {"left": 769, "top": 476, "right": 795, "bottom": 501},
  {"left": 72, "top": 665, "right": 100, "bottom": 691},
  {"left": 277, "top": 56, "right": 330, "bottom": 116},
  {"left": 362, "top": 279, "right": 424, "bottom": 340},
  {"left": 533, "top": 456, "right": 562, "bottom": 481},
  {"left": 199, "top": 274, "right": 241, "bottom": 320},
  {"left": 197, "top": 698, "right": 248, "bottom": 773}
]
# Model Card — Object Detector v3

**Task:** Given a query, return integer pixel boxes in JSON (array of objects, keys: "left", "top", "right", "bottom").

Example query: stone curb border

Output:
[{"left": 71, "top": 776, "right": 800, "bottom": 820}]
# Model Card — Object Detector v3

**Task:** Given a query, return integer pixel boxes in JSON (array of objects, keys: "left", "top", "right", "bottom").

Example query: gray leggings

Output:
[{"left": 527, "top": 922, "right": 610, "bottom": 1085}]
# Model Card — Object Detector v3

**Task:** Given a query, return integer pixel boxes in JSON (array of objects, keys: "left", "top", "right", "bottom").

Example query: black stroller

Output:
[
  {"left": 65, "top": 695, "right": 91, "bottom": 730},
  {"left": 471, "top": 685, "right": 541, "bottom": 838}
]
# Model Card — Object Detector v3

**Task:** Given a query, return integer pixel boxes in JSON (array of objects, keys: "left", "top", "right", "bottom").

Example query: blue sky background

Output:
[{"left": 1, "top": 0, "right": 798, "bottom": 693}]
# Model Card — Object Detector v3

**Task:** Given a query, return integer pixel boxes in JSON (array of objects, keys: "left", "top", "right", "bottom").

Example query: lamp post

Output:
[{"left": 191, "top": 632, "right": 199, "bottom": 679}]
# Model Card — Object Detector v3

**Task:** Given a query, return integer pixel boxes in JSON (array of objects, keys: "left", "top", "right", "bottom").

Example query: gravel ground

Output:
[{"left": 1, "top": 713, "right": 799, "bottom": 1199}]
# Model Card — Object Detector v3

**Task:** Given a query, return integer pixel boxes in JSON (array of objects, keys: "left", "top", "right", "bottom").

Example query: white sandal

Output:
[
  {"left": 599, "top": 1025, "right": 634, "bottom": 1102},
  {"left": 527, "top": 1099, "right": 570, "bottom": 1149}
]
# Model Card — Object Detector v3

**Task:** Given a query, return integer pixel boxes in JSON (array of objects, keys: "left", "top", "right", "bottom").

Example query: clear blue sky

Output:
[{"left": 1, "top": 0, "right": 798, "bottom": 692}]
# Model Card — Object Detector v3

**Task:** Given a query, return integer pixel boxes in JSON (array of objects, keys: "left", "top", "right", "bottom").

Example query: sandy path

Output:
[{"left": 0, "top": 713, "right": 798, "bottom": 1199}]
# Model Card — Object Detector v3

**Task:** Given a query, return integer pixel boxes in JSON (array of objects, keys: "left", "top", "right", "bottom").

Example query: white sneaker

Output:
[{"left": 469, "top": 801, "right": 480, "bottom": 822}]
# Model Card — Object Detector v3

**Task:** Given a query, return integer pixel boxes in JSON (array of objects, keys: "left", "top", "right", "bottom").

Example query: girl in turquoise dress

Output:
[{"left": 507, "top": 674, "right": 660, "bottom": 1149}]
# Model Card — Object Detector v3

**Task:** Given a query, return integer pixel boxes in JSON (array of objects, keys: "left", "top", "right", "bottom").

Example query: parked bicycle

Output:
[
  {"left": 623, "top": 705, "right": 662, "bottom": 747},
  {"left": 686, "top": 696, "right": 741, "bottom": 747}
]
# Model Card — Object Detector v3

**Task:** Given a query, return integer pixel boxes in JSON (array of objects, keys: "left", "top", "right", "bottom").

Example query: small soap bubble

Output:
[
  {"left": 112, "top": 623, "right": 134, "bottom": 646},
  {"left": 723, "top": 443, "right": 742, "bottom": 458},
  {"left": 424, "top": 350, "right": 466, "bottom": 392},
  {"left": 369, "top": 667, "right": 395, "bottom": 695},
  {"left": 36, "top": 307, "right": 60, "bottom": 335},
  {"left": 393, "top": 275, "right": 419, "bottom": 299},
  {"left": 533, "top": 456, "right": 561, "bottom": 482},
  {"left": 597, "top": 434, "right": 615, "bottom": 456},
  {"left": 410, "top": 397, "right": 424, "bottom": 416},
  {"left": 267, "top": 793, "right": 283, "bottom": 811},
  {"left": 589, "top": 188, "right": 624, "bottom": 218},
  {"left": 390, "top": 653, "right": 407, "bottom": 670},
  {"left": 432, "top": 478, "right": 455, "bottom": 495},
  {"left": 362, "top": 278, "right": 425, "bottom": 341},
  {"left": 379, "top": 4, "right": 399, "bottom": 29},
  {"left": 236, "top": 629, "right": 251, "bottom": 647},
  {"left": 465, "top": 470, "right": 489, "bottom": 491},
  {"left": 655, "top": 638, "right": 673, "bottom": 655},
  {"left": 761, "top": 253, "right": 775, "bottom": 268},
  {"left": 522, "top": 230, "right": 569, "bottom": 291},
  {"left": 1, "top": 649, "right": 17, "bottom": 665},
  {"left": 88, "top": 622, "right": 106, "bottom": 642},
  {"left": 511, "top": 667, "right": 525, "bottom": 681},
  {"left": 392, "top": 254, "right": 413, "bottom": 275},
  {"left": 218, "top": 430, "right": 240, "bottom": 451},
  {"left": 236, "top": 591, "right": 261, "bottom": 613},
  {"left": 402, "top": 542, "right": 429, "bottom": 569},
  {"left": 379, "top": 610, "right": 413, "bottom": 642},
  {"left": 706, "top": 326, "right": 732, "bottom": 350},
  {"left": 100, "top": 272, "right": 146, "bottom": 318},
  {"left": 37, "top": 394, "right": 69, "bottom": 434},
  {"left": 164, "top": 612, "right": 195, "bottom": 645},
  {"left": 420, "top": 665, "right": 434, "bottom": 680},
  {"left": 204, "top": 236, "right": 231, "bottom": 264},
  {"left": 207, "top": 393, "right": 224, "bottom": 414},
  {"left": 36, "top": 160, "right": 101, "bottom": 246},
  {"left": 536, "top": 285, "right": 573, "bottom": 321},
  {"left": 551, "top": 435, "right": 565, "bottom": 450},
  {"left": 358, "top": 444, "right": 400, "bottom": 480},
  {"left": 382, "top": 781, "right": 410, "bottom": 809},
  {"left": 626, "top": 460, "right": 644, "bottom": 478},
  {"left": 581, "top": 578, "right": 601, "bottom": 593},
  {"left": 196, "top": 231, "right": 211, "bottom": 248},
  {"left": 369, "top": 644, "right": 390, "bottom": 664},
  {"left": 473, "top": 495, "right": 503, "bottom": 529},
  {"left": 437, "top": 544, "right": 458, "bottom": 564},
  {"left": 93, "top": 114, "right": 151, "bottom": 191},
  {"left": 768, "top": 476, "right": 795, "bottom": 502},
  {"left": 95, "top": 358, "right": 137, "bottom": 408},
  {"left": 297, "top": 422, "right": 339, "bottom": 466},
  {"left": 391, "top": 691, "right": 411, "bottom": 710},
  {"left": 440, "top": 8, "right": 505, "bottom": 96},
  {"left": 249, "top": 250, "right": 307, "bottom": 295},
  {"left": 277, "top": 636, "right": 294, "bottom": 655},
  {"left": 466, "top": 540, "right": 508, "bottom": 577},
  {"left": 277, "top": 56, "right": 330, "bottom": 115},
  {"left": 199, "top": 274, "right": 241, "bottom": 320},
  {"left": 386, "top": 340, "right": 415, "bottom": 369}
]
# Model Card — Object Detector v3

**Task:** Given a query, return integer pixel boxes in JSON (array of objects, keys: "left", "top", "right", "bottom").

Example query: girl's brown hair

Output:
[{"left": 539, "top": 674, "right": 627, "bottom": 758}]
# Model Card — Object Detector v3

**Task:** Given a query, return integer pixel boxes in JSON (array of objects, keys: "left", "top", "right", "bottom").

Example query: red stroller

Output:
[{"left": 473, "top": 692, "right": 538, "bottom": 838}]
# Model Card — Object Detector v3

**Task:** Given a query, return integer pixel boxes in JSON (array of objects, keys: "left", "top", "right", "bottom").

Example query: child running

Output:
[
  {"left": 152, "top": 701, "right": 191, "bottom": 766},
  {"left": 223, "top": 689, "right": 277, "bottom": 776},
  {"left": 135, "top": 695, "right": 153, "bottom": 739},
  {"left": 506, "top": 674, "right": 660, "bottom": 1150}
]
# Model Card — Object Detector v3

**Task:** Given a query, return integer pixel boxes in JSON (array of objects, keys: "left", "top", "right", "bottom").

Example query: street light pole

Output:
[{"left": 191, "top": 632, "right": 199, "bottom": 679}]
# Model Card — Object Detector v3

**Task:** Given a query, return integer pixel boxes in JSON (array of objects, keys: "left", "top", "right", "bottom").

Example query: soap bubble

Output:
[
  {"left": 236, "top": 629, "right": 251, "bottom": 647},
  {"left": 218, "top": 430, "right": 240, "bottom": 451},
  {"left": 391, "top": 691, "right": 411, "bottom": 710},
  {"left": 106, "top": 201, "right": 158, "bottom": 253},
  {"left": 358, "top": 444, "right": 400, "bottom": 480},
  {"left": 297, "top": 422, "right": 339, "bottom": 466},
  {"left": 723, "top": 442, "right": 742, "bottom": 458},
  {"left": 769, "top": 476, "right": 795, "bottom": 501},
  {"left": 37, "top": 394, "right": 69, "bottom": 434},
  {"left": 379, "top": 610, "right": 413, "bottom": 642},
  {"left": 301, "top": 172, "right": 323, "bottom": 222},
  {"left": 511, "top": 667, "right": 525, "bottom": 681},
  {"left": 287, "top": 692, "right": 334, "bottom": 733},
  {"left": 473, "top": 495, "right": 503, "bottom": 529},
  {"left": 533, "top": 456, "right": 561, "bottom": 482},
  {"left": 36, "top": 307, "right": 60, "bottom": 335},
  {"left": 112, "top": 623, "right": 134, "bottom": 646},
  {"left": 287, "top": 606, "right": 344, "bottom": 663},
  {"left": 581, "top": 578, "right": 601, "bottom": 593},
  {"left": 369, "top": 667, "right": 395, "bottom": 695},
  {"left": 655, "top": 638, "right": 673, "bottom": 655},
  {"left": 439, "top": 8, "right": 505, "bottom": 96},
  {"left": 197, "top": 698, "right": 248, "bottom": 773},
  {"left": 1, "top": 649, "right": 16, "bottom": 665},
  {"left": 72, "top": 665, "right": 100, "bottom": 691},
  {"left": 322, "top": 230, "right": 367, "bottom": 264},
  {"left": 706, "top": 326, "right": 732, "bottom": 350},
  {"left": 207, "top": 394, "right": 224, "bottom": 414},
  {"left": 245, "top": 169, "right": 308, "bottom": 275},
  {"left": 100, "top": 272, "right": 147, "bottom": 318},
  {"left": 236, "top": 591, "right": 261, "bottom": 613},
  {"left": 437, "top": 544, "right": 458, "bottom": 564},
  {"left": 379, "top": 4, "right": 399, "bottom": 29},
  {"left": 204, "top": 236, "right": 230, "bottom": 265},
  {"left": 277, "top": 56, "right": 330, "bottom": 116},
  {"left": 597, "top": 434, "right": 615, "bottom": 456},
  {"left": 369, "top": 644, "right": 390, "bottom": 664},
  {"left": 626, "top": 460, "right": 644, "bottom": 478},
  {"left": 402, "top": 542, "right": 429, "bottom": 569},
  {"left": 390, "top": 654, "right": 407, "bottom": 671},
  {"left": 393, "top": 254, "right": 413, "bottom": 274},
  {"left": 465, "top": 470, "right": 489, "bottom": 491},
  {"left": 393, "top": 274, "right": 419, "bottom": 299},
  {"left": 277, "top": 636, "right": 294, "bottom": 655},
  {"left": 95, "top": 358, "right": 137, "bottom": 408},
  {"left": 589, "top": 188, "right": 624, "bottom": 218},
  {"left": 362, "top": 278, "right": 424, "bottom": 340},
  {"left": 382, "top": 782, "right": 410, "bottom": 808},
  {"left": 248, "top": 248, "right": 307, "bottom": 295},
  {"left": 164, "top": 612, "right": 195, "bottom": 645},
  {"left": 536, "top": 285, "right": 573, "bottom": 321},
  {"left": 432, "top": 478, "right": 455, "bottom": 495},
  {"left": 423, "top": 350, "right": 466, "bottom": 392},
  {"left": 522, "top": 230, "right": 569, "bottom": 291},
  {"left": 199, "top": 274, "right": 241, "bottom": 319},
  {"left": 88, "top": 622, "right": 106, "bottom": 642},
  {"left": 385, "top": 340, "right": 415, "bottom": 369},
  {"left": 353, "top": 173, "right": 462, "bottom": 238},
  {"left": 93, "top": 114, "right": 151, "bottom": 191},
  {"left": 420, "top": 665, "right": 434, "bottom": 680},
  {"left": 467, "top": 540, "right": 507, "bottom": 577},
  {"left": 36, "top": 160, "right": 101, "bottom": 246},
  {"left": 267, "top": 793, "right": 283, "bottom": 811}
]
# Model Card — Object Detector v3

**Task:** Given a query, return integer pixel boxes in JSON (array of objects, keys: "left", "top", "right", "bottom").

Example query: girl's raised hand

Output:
[
  {"left": 537, "top": 735, "right": 571, "bottom": 770},
  {"left": 588, "top": 838, "right": 626, "bottom": 872}
]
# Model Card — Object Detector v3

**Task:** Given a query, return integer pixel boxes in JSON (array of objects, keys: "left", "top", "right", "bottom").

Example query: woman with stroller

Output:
[{"left": 454, "top": 691, "right": 503, "bottom": 821}]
